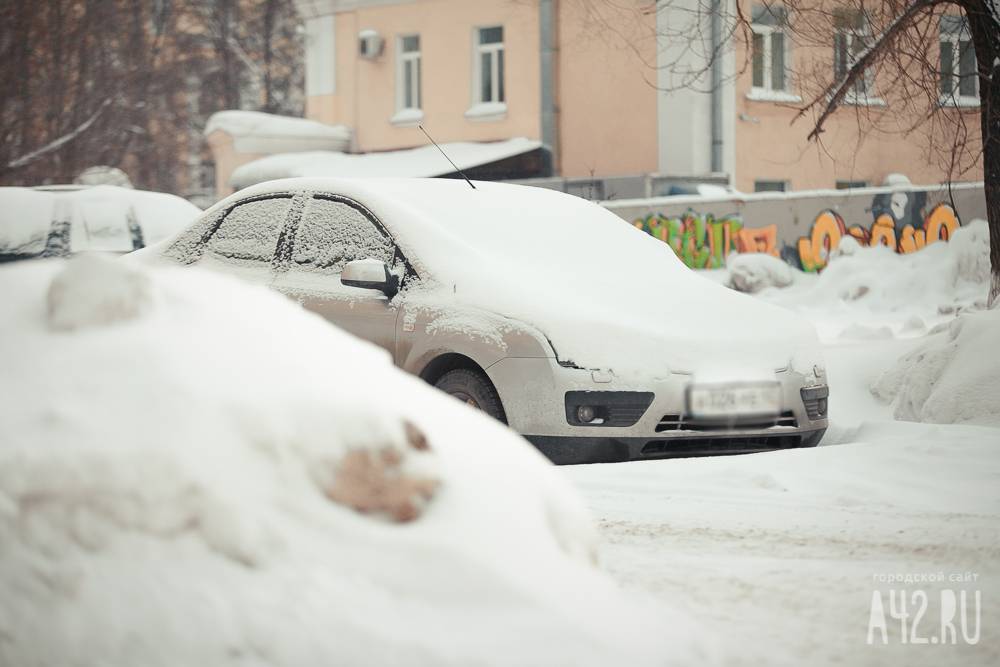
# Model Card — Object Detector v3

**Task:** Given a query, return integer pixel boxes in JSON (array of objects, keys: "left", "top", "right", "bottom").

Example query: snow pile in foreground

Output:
[
  {"left": 871, "top": 307, "right": 1000, "bottom": 426},
  {"left": 0, "top": 257, "right": 704, "bottom": 666},
  {"left": 744, "top": 220, "right": 991, "bottom": 341}
]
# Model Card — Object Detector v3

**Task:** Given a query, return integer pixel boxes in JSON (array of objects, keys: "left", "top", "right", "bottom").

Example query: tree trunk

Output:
[
  {"left": 964, "top": 0, "right": 1000, "bottom": 306},
  {"left": 263, "top": 0, "right": 277, "bottom": 112}
]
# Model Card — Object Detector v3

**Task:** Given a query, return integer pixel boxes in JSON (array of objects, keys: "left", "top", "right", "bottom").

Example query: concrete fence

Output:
[{"left": 601, "top": 182, "right": 987, "bottom": 272}]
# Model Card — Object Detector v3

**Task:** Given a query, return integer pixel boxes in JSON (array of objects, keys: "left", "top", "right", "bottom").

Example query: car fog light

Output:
[{"left": 577, "top": 405, "right": 596, "bottom": 423}]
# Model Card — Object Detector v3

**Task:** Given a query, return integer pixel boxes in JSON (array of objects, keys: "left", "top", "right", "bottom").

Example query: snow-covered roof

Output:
[
  {"left": 205, "top": 110, "right": 351, "bottom": 154},
  {"left": 230, "top": 137, "right": 543, "bottom": 189}
]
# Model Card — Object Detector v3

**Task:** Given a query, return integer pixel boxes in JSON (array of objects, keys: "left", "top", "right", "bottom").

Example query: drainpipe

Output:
[
  {"left": 540, "top": 0, "right": 559, "bottom": 176},
  {"left": 710, "top": 0, "right": 723, "bottom": 173}
]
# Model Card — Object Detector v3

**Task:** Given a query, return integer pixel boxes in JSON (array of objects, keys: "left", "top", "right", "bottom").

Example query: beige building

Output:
[{"left": 208, "top": 0, "right": 983, "bottom": 199}]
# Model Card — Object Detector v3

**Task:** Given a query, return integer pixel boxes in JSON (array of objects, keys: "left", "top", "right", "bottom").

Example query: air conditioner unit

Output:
[{"left": 358, "top": 29, "right": 384, "bottom": 59}]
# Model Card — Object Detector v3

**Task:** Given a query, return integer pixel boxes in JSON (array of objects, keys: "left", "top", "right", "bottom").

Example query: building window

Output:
[
  {"left": 940, "top": 15, "right": 978, "bottom": 105},
  {"left": 834, "top": 9, "right": 875, "bottom": 102},
  {"left": 836, "top": 180, "right": 868, "bottom": 189},
  {"left": 474, "top": 26, "right": 504, "bottom": 104},
  {"left": 392, "top": 34, "right": 421, "bottom": 124},
  {"left": 754, "top": 180, "right": 787, "bottom": 193},
  {"left": 751, "top": 5, "right": 789, "bottom": 93}
]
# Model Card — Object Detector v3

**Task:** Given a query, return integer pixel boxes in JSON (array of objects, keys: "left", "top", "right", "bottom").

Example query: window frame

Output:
[
  {"left": 939, "top": 19, "right": 979, "bottom": 107},
  {"left": 753, "top": 180, "right": 788, "bottom": 193},
  {"left": 173, "top": 193, "right": 295, "bottom": 267},
  {"left": 275, "top": 193, "right": 419, "bottom": 284},
  {"left": 395, "top": 34, "right": 422, "bottom": 117},
  {"left": 472, "top": 25, "right": 505, "bottom": 106},
  {"left": 833, "top": 10, "right": 882, "bottom": 106},
  {"left": 750, "top": 23, "right": 789, "bottom": 94}
]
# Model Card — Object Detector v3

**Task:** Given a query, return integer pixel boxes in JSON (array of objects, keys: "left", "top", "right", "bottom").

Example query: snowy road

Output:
[{"left": 564, "top": 338, "right": 999, "bottom": 666}]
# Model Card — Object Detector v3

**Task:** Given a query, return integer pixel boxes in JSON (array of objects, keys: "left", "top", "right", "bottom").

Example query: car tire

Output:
[{"left": 434, "top": 368, "right": 507, "bottom": 424}]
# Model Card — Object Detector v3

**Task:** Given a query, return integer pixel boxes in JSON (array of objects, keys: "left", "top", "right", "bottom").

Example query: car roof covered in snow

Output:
[
  {"left": 198, "top": 177, "right": 823, "bottom": 379},
  {"left": 0, "top": 185, "right": 201, "bottom": 258}
]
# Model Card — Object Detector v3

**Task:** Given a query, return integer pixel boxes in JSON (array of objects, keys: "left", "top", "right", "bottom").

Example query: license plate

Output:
[{"left": 688, "top": 383, "right": 781, "bottom": 418}]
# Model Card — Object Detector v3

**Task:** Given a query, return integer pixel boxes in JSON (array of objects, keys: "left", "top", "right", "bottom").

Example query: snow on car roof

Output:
[
  {"left": 203, "top": 177, "right": 823, "bottom": 381},
  {"left": 0, "top": 185, "right": 200, "bottom": 257}
]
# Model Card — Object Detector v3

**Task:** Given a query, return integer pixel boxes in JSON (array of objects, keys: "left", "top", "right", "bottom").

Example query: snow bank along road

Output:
[{"left": 565, "top": 229, "right": 999, "bottom": 666}]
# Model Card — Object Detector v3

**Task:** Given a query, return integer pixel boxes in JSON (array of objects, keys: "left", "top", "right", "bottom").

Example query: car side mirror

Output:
[{"left": 341, "top": 259, "right": 399, "bottom": 299}]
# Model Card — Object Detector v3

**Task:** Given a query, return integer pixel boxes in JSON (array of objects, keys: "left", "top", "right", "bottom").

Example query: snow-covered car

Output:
[
  {"left": 137, "top": 177, "right": 829, "bottom": 463},
  {"left": 0, "top": 184, "right": 200, "bottom": 262}
]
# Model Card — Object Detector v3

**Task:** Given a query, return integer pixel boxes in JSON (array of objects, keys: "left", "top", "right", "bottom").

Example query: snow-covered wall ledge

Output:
[
  {"left": 204, "top": 110, "right": 353, "bottom": 198},
  {"left": 603, "top": 181, "right": 986, "bottom": 273}
]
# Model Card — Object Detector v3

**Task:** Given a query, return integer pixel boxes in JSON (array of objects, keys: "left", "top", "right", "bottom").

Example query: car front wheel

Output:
[{"left": 434, "top": 368, "right": 506, "bottom": 424}]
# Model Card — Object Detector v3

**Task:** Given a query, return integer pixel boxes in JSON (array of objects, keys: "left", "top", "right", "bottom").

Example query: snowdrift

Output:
[
  {"left": 720, "top": 219, "right": 998, "bottom": 428},
  {"left": 742, "top": 219, "right": 991, "bottom": 342},
  {"left": 725, "top": 252, "right": 794, "bottom": 293},
  {"left": 0, "top": 257, "right": 706, "bottom": 666},
  {"left": 871, "top": 308, "right": 1000, "bottom": 426}
]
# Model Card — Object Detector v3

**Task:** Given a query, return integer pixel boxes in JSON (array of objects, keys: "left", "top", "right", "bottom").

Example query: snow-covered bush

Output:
[
  {"left": 0, "top": 257, "right": 703, "bottom": 666},
  {"left": 725, "top": 252, "right": 794, "bottom": 293},
  {"left": 871, "top": 308, "right": 1000, "bottom": 426}
]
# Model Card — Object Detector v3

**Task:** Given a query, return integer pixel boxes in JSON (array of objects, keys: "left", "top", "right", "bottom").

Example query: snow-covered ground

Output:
[
  {"left": 566, "top": 222, "right": 999, "bottom": 665},
  {"left": 1, "top": 216, "right": 996, "bottom": 666}
]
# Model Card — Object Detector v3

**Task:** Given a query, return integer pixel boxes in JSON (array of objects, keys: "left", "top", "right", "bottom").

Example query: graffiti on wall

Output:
[
  {"left": 633, "top": 210, "right": 779, "bottom": 269},
  {"left": 632, "top": 190, "right": 962, "bottom": 273},
  {"left": 797, "top": 201, "right": 960, "bottom": 272}
]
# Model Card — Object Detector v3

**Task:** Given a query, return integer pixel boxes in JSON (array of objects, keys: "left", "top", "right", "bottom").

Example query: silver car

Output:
[{"left": 143, "top": 177, "right": 829, "bottom": 463}]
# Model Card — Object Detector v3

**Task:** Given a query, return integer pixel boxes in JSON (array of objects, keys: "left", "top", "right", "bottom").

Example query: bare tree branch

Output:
[
  {"left": 3, "top": 98, "right": 112, "bottom": 173},
  {"left": 800, "top": 0, "right": 945, "bottom": 141}
]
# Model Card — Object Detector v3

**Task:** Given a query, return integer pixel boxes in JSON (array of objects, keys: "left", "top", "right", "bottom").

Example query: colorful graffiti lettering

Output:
[
  {"left": 633, "top": 210, "right": 778, "bottom": 269},
  {"left": 797, "top": 203, "right": 960, "bottom": 272}
]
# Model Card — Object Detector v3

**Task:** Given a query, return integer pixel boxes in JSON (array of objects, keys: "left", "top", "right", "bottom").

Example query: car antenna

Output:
[{"left": 418, "top": 124, "right": 476, "bottom": 190}]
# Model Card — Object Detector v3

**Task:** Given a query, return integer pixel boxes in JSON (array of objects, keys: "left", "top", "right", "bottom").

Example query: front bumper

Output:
[
  {"left": 525, "top": 428, "right": 825, "bottom": 464},
  {"left": 486, "top": 357, "right": 828, "bottom": 464}
]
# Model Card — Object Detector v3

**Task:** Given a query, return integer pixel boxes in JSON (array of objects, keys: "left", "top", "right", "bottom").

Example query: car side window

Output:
[
  {"left": 291, "top": 197, "right": 395, "bottom": 273},
  {"left": 206, "top": 197, "right": 292, "bottom": 263}
]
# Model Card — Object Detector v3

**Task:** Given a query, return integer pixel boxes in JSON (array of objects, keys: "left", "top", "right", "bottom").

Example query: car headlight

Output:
[{"left": 800, "top": 385, "right": 829, "bottom": 420}]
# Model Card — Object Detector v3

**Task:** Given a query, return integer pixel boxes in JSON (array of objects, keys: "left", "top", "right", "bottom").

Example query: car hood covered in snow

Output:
[{"left": 212, "top": 178, "right": 824, "bottom": 381}]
